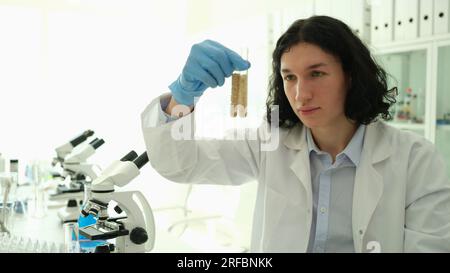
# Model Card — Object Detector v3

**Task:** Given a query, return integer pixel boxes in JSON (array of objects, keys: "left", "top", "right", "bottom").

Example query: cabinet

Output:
[
  {"left": 373, "top": 35, "right": 450, "bottom": 176},
  {"left": 435, "top": 40, "right": 450, "bottom": 175},
  {"left": 434, "top": 0, "right": 450, "bottom": 35},
  {"left": 374, "top": 45, "right": 429, "bottom": 138}
]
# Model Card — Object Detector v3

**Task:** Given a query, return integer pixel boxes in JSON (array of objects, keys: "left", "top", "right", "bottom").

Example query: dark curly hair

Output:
[{"left": 266, "top": 15, "right": 397, "bottom": 128}]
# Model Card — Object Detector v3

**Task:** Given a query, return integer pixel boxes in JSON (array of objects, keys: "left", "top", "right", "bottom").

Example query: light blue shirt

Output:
[
  {"left": 159, "top": 94, "right": 178, "bottom": 123},
  {"left": 306, "top": 125, "right": 366, "bottom": 253}
]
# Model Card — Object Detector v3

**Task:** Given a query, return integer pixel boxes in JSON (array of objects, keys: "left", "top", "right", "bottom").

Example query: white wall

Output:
[
  {"left": 0, "top": 0, "right": 195, "bottom": 221},
  {"left": 0, "top": 0, "right": 188, "bottom": 162}
]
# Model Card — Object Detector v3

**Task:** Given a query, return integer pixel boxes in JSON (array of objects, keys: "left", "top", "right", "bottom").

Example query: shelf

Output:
[
  {"left": 371, "top": 33, "right": 450, "bottom": 53},
  {"left": 386, "top": 122, "right": 425, "bottom": 131},
  {"left": 436, "top": 124, "right": 450, "bottom": 132}
]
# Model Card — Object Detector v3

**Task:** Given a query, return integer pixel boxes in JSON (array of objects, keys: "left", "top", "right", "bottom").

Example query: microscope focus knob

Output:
[
  {"left": 114, "top": 205, "right": 123, "bottom": 214},
  {"left": 67, "top": 199, "right": 78, "bottom": 208},
  {"left": 94, "top": 245, "right": 110, "bottom": 253},
  {"left": 130, "top": 227, "right": 148, "bottom": 245},
  {"left": 94, "top": 244, "right": 115, "bottom": 253}
]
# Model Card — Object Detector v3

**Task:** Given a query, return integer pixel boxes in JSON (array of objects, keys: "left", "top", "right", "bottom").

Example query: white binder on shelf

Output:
[
  {"left": 403, "top": 0, "right": 419, "bottom": 40},
  {"left": 419, "top": 0, "right": 434, "bottom": 37},
  {"left": 380, "top": 0, "right": 395, "bottom": 43},
  {"left": 371, "top": 0, "right": 383, "bottom": 44},
  {"left": 394, "top": 0, "right": 407, "bottom": 41},
  {"left": 349, "top": 0, "right": 371, "bottom": 42},
  {"left": 434, "top": 0, "right": 449, "bottom": 34}
]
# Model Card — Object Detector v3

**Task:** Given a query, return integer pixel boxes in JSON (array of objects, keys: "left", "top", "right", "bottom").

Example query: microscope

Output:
[
  {"left": 52, "top": 130, "right": 95, "bottom": 167},
  {"left": 51, "top": 138, "right": 105, "bottom": 223},
  {"left": 49, "top": 130, "right": 96, "bottom": 199},
  {"left": 79, "top": 151, "right": 155, "bottom": 253},
  {"left": 50, "top": 138, "right": 105, "bottom": 200},
  {"left": 62, "top": 137, "right": 105, "bottom": 181}
]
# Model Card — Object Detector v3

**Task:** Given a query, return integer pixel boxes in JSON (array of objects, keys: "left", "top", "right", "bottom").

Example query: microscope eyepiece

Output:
[
  {"left": 83, "top": 130, "right": 94, "bottom": 137},
  {"left": 70, "top": 130, "right": 95, "bottom": 147},
  {"left": 133, "top": 152, "right": 149, "bottom": 169},
  {"left": 120, "top": 151, "right": 138, "bottom": 162},
  {"left": 89, "top": 138, "right": 99, "bottom": 145},
  {"left": 90, "top": 139, "right": 105, "bottom": 150}
]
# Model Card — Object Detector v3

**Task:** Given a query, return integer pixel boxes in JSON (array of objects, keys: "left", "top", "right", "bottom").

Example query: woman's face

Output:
[{"left": 280, "top": 42, "right": 351, "bottom": 129}]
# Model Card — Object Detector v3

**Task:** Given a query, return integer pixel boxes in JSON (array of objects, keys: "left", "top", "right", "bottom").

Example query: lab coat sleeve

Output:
[
  {"left": 141, "top": 93, "right": 263, "bottom": 186},
  {"left": 142, "top": 92, "right": 179, "bottom": 126},
  {"left": 404, "top": 140, "right": 450, "bottom": 252}
]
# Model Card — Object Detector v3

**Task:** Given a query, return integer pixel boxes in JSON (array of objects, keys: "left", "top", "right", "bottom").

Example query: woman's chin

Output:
[{"left": 299, "top": 119, "right": 323, "bottom": 129}]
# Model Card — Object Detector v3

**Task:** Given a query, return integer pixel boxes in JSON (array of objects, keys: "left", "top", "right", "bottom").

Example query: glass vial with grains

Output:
[{"left": 230, "top": 47, "right": 248, "bottom": 118}]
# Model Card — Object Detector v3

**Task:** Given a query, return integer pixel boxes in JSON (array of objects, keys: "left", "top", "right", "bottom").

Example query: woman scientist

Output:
[{"left": 141, "top": 16, "right": 450, "bottom": 252}]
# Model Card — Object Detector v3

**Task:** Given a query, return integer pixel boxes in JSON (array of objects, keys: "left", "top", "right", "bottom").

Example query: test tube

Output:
[
  {"left": 0, "top": 153, "right": 5, "bottom": 173},
  {"left": 231, "top": 74, "right": 240, "bottom": 117},
  {"left": 0, "top": 174, "right": 13, "bottom": 234},
  {"left": 230, "top": 47, "right": 249, "bottom": 118},
  {"left": 29, "top": 163, "right": 46, "bottom": 218},
  {"left": 63, "top": 222, "right": 80, "bottom": 253},
  {"left": 24, "top": 237, "right": 33, "bottom": 253},
  {"left": 0, "top": 232, "right": 9, "bottom": 252}
]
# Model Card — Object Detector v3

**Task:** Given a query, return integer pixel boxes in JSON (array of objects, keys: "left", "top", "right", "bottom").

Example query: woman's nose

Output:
[{"left": 295, "top": 82, "right": 312, "bottom": 102}]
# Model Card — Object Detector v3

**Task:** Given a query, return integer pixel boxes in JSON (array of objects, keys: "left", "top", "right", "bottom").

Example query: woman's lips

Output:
[{"left": 298, "top": 107, "right": 320, "bottom": 115}]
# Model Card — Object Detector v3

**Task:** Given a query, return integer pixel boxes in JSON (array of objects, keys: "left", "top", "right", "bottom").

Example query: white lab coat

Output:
[{"left": 141, "top": 103, "right": 450, "bottom": 253}]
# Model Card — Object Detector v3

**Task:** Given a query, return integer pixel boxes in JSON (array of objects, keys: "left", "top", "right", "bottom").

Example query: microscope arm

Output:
[
  {"left": 80, "top": 151, "right": 154, "bottom": 253},
  {"left": 85, "top": 191, "right": 156, "bottom": 252},
  {"left": 104, "top": 191, "right": 155, "bottom": 253}
]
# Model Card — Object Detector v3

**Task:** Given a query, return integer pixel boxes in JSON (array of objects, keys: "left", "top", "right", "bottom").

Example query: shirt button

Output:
[
  {"left": 320, "top": 207, "right": 327, "bottom": 214},
  {"left": 359, "top": 229, "right": 364, "bottom": 235}
]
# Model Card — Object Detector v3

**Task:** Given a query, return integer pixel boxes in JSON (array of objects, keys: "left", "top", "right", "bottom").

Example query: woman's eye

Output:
[
  {"left": 311, "top": 71, "right": 325, "bottom": 77},
  {"left": 284, "top": 75, "right": 296, "bottom": 81}
]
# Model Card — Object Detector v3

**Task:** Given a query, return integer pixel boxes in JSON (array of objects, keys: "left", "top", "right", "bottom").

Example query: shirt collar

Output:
[
  {"left": 306, "top": 128, "right": 321, "bottom": 154},
  {"left": 306, "top": 125, "right": 366, "bottom": 166}
]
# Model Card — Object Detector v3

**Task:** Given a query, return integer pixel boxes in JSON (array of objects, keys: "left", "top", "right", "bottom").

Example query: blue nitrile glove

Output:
[{"left": 169, "top": 40, "right": 251, "bottom": 106}]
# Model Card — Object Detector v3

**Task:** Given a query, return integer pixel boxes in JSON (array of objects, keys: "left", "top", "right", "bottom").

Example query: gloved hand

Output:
[{"left": 169, "top": 40, "right": 251, "bottom": 106}]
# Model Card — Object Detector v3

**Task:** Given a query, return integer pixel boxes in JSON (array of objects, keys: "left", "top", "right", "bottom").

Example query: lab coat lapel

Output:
[
  {"left": 284, "top": 124, "right": 313, "bottom": 208},
  {"left": 284, "top": 125, "right": 313, "bottom": 251},
  {"left": 352, "top": 122, "right": 391, "bottom": 252},
  {"left": 289, "top": 151, "right": 312, "bottom": 208},
  {"left": 353, "top": 158, "right": 384, "bottom": 252}
]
